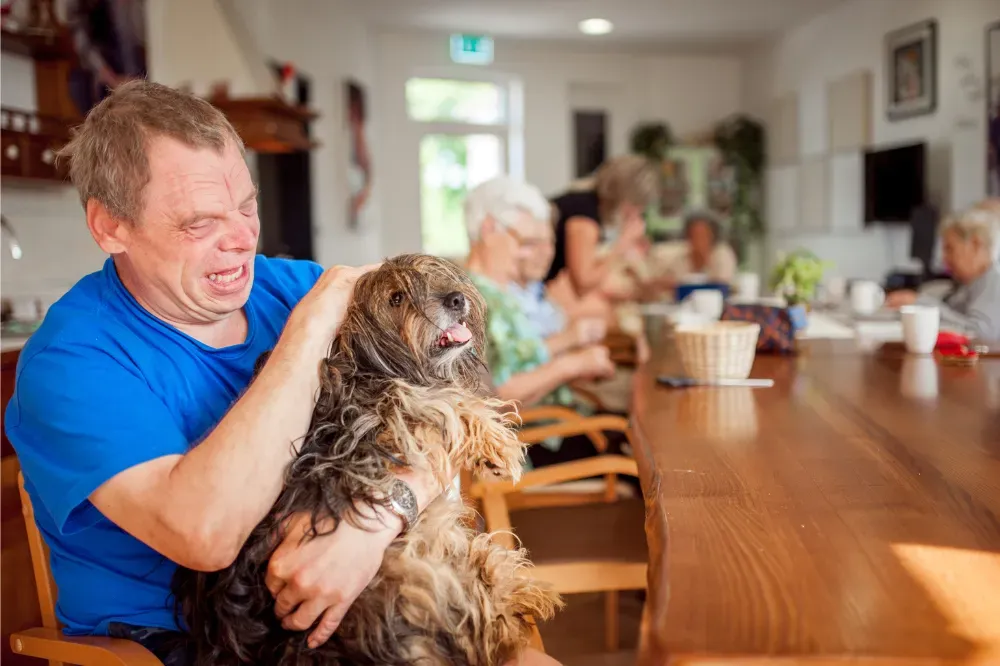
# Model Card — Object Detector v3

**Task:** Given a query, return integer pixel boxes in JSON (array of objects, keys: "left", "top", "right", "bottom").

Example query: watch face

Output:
[{"left": 390, "top": 480, "right": 418, "bottom": 527}]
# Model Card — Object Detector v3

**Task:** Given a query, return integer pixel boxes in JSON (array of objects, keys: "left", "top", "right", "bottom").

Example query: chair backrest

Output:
[{"left": 17, "top": 471, "right": 60, "bottom": 630}]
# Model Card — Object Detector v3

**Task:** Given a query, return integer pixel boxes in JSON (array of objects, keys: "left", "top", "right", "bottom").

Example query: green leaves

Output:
[{"left": 769, "top": 249, "right": 834, "bottom": 305}]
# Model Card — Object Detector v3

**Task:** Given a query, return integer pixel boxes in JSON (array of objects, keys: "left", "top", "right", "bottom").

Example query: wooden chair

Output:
[
  {"left": 9, "top": 471, "right": 163, "bottom": 665},
  {"left": 468, "top": 412, "right": 647, "bottom": 653},
  {"left": 11, "top": 471, "right": 550, "bottom": 663}
]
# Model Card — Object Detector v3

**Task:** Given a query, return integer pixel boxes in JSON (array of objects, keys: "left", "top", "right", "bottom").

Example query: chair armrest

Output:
[
  {"left": 518, "top": 414, "right": 630, "bottom": 446},
  {"left": 518, "top": 404, "right": 586, "bottom": 425},
  {"left": 11, "top": 627, "right": 164, "bottom": 665},
  {"left": 471, "top": 455, "right": 638, "bottom": 498}
]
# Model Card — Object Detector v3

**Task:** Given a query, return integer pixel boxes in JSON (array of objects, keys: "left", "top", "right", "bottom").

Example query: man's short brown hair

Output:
[{"left": 59, "top": 79, "right": 244, "bottom": 222}]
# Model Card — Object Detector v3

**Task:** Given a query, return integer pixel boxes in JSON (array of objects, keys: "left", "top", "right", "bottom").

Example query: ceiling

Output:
[{"left": 355, "top": 0, "right": 849, "bottom": 49}]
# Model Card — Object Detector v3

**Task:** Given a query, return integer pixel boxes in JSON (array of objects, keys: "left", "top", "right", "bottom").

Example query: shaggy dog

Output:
[{"left": 172, "top": 254, "right": 560, "bottom": 665}]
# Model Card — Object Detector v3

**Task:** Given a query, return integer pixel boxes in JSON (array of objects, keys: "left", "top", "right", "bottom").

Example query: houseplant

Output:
[
  {"left": 629, "top": 122, "right": 674, "bottom": 160},
  {"left": 769, "top": 249, "right": 833, "bottom": 307},
  {"left": 712, "top": 114, "right": 765, "bottom": 264}
]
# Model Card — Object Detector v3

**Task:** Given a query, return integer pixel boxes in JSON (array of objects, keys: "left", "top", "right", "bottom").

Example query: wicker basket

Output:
[{"left": 674, "top": 321, "right": 761, "bottom": 380}]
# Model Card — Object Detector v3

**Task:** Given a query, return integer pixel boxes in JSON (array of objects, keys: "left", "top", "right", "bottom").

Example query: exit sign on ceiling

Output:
[{"left": 450, "top": 33, "right": 494, "bottom": 65}]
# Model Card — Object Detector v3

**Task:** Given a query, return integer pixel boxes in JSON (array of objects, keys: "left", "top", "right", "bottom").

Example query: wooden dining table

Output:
[{"left": 629, "top": 337, "right": 1000, "bottom": 665}]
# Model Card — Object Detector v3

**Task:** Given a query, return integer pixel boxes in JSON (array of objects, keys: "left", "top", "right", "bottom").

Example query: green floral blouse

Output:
[{"left": 470, "top": 273, "right": 574, "bottom": 408}]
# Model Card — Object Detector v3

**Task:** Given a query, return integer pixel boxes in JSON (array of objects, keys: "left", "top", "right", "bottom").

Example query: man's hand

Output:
[
  {"left": 290, "top": 264, "right": 381, "bottom": 342},
  {"left": 886, "top": 289, "right": 918, "bottom": 309},
  {"left": 266, "top": 511, "right": 400, "bottom": 649}
]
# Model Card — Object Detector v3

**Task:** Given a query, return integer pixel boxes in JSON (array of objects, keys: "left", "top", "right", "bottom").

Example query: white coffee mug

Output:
[
  {"left": 900, "top": 305, "right": 940, "bottom": 355},
  {"left": 734, "top": 272, "right": 760, "bottom": 301},
  {"left": 690, "top": 289, "right": 724, "bottom": 321},
  {"left": 851, "top": 281, "right": 885, "bottom": 315}
]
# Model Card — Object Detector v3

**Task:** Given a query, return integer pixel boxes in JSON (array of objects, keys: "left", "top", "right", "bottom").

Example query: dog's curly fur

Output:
[{"left": 172, "top": 254, "right": 561, "bottom": 665}]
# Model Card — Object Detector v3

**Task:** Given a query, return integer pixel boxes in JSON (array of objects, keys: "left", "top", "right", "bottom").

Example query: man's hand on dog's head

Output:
[{"left": 288, "top": 263, "right": 382, "bottom": 342}]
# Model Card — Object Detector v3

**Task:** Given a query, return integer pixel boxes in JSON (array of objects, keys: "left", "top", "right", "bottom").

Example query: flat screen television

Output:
[{"left": 864, "top": 142, "right": 926, "bottom": 224}]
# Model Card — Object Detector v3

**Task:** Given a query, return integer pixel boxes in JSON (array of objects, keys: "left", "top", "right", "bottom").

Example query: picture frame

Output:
[
  {"left": 885, "top": 19, "right": 937, "bottom": 121},
  {"left": 987, "top": 21, "right": 1000, "bottom": 196}
]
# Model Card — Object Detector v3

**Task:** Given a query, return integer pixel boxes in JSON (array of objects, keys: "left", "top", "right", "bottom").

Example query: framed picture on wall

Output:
[
  {"left": 987, "top": 21, "right": 1000, "bottom": 196},
  {"left": 885, "top": 19, "right": 937, "bottom": 121}
]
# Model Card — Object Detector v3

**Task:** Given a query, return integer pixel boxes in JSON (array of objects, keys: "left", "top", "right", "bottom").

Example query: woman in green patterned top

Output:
[
  {"left": 462, "top": 177, "right": 641, "bottom": 473},
  {"left": 463, "top": 176, "right": 616, "bottom": 408}
]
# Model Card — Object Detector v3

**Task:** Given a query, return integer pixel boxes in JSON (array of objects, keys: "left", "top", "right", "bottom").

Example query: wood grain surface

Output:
[{"left": 631, "top": 339, "right": 1000, "bottom": 665}]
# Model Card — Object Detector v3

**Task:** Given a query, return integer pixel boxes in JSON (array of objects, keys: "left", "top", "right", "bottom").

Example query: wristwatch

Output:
[{"left": 387, "top": 479, "right": 419, "bottom": 532}]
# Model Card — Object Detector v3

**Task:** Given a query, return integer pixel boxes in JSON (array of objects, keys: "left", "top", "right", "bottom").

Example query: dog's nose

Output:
[{"left": 443, "top": 291, "right": 466, "bottom": 312}]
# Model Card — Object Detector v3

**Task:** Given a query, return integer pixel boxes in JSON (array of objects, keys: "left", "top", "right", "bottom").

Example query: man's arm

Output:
[{"left": 89, "top": 265, "right": 378, "bottom": 571}]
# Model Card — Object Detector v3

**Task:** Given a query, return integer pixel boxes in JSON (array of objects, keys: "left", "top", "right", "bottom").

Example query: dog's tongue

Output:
[{"left": 444, "top": 322, "right": 473, "bottom": 344}]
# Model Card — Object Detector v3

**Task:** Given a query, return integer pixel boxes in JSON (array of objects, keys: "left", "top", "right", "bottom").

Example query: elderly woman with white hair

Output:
[
  {"left": 462, "top": 176, "right": 644, "bottom": 475},
  {"left": 887, "top": 206, "right": 1000, "bottom": 339}
]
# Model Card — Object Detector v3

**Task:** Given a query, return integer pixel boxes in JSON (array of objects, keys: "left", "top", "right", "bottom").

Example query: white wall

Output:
[
  {"left": 374, "top": 31, "right": 744, "bottom": 258},
  {"left": 745, "top": 0, "right": 1000, "bottom": 281},
  {"left": 238, "top": 0, "right": 382, "bottom": 267}
]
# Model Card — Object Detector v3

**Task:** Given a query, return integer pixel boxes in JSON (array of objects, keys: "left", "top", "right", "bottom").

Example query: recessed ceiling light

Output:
[{"left": 578, "top": 18, "right": 613, "bottom": 36}]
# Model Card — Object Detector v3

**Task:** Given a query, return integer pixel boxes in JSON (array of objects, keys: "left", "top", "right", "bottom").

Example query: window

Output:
[
  {"left": 406, "top": 76, "right": 521, "bottom": 258},
  {"left": 406, "top": 78, "right": 505, "bottom": 124}
]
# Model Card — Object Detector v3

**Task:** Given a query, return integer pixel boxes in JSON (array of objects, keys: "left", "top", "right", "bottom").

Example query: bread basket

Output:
[{"left": 674, "top": 321, "right": 761, "bottom": 380}]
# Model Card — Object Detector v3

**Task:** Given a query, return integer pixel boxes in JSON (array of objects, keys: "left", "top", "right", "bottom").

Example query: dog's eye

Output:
[{"left": 389, "top": 291, "right": 404, "bottom": 307}]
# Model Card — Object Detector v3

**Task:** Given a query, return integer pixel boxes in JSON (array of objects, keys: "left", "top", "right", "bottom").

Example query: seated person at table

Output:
[
  {"left": 463, "top": 176, "right": 631, "bottom": 469},
  {"left": 886, "top": 207, "right": 1000, "bottom": 340},
  {"left": 546, "top": 156, "right": 664, "bottom": 301},
  {"left": 503, "top": 185, "right": 610, "bottom": 345},
  {"left": 4, "top": 82, "right": 557, "bottom": 666},
  {"left": 664, "top": 211, "right": 738, "bottom": 285}
]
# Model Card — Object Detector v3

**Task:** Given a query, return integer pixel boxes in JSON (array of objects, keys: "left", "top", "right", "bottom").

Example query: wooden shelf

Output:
[
  {"left": 0, "top": 28, "right": 74, "bottom": 61},
  {"left": 0, "top": 107, "right": 72, "bottom": 183},
  {"left": 209, "top": 95, "right": 319, "bottom": 153}
]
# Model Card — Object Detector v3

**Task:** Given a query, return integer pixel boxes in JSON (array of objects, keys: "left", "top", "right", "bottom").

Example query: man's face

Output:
[
  {"left": 118, "top": 136, "right": 260, "bottom": 324},
  {"left": 512, "top": 214, "right": 555, "bottom": 284}
]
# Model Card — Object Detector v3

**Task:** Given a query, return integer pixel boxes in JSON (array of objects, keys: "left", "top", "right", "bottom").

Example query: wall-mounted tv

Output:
[{"left": 864, "top": 142, "right": 926, "bottom": 224}]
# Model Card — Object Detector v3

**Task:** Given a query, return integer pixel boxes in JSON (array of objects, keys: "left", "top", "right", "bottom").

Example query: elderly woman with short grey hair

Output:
[{"left": 887, "top": 207, "right": 1000, "bottom": 339}]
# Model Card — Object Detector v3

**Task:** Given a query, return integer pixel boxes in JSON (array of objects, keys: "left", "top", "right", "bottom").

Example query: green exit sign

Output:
[{"left": 450, "top": 33, "right": 494, "bottom": 65}]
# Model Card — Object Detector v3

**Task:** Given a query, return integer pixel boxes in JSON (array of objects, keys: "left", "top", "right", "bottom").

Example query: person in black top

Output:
[{"left": 546, "top": 156, "right": 660, "bottom": 299}]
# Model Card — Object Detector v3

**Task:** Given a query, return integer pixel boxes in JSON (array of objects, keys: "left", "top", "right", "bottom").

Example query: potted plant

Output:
[
  {"left": 629, "top": 122, "right": 674, "bottom": 161},
  {"left": 769, "top": 249, "right": 833, "bottom": 309},
  {"left": 712, "top": 114, "right": 765, "bottom": 265}
]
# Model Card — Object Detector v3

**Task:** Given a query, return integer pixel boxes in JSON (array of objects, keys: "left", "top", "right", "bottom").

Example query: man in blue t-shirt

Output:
[{"left": 4, "top": 81, "right": 460, "bottom": 664}]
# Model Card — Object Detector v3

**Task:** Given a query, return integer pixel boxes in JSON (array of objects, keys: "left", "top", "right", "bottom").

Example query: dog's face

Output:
[{"left": 334, "top": 254, "right": 487, "bottom": 387}]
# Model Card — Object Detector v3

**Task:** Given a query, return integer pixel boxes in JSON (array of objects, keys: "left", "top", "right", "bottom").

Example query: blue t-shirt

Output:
[{"left": 4, "top": 255, "right": 323, "bottom": 636}]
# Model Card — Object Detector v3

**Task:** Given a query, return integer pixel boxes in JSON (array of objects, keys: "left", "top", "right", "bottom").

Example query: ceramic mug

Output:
[
  {"left": 734, "top": 272, "right": 760, "bottom": 301},
  {"left": 851, "top": 280, "right": 885, "bottom": 316},
  {"left": 690, "top": 289, "right": 724, "bottom": 321},
  {"left": 900, "top": 305, "right": 940, "bottom": 355}
]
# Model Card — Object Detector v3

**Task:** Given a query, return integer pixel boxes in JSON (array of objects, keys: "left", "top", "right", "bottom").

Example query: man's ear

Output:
[{"left": 86, "top": 199, "right": 130, "bottom": 254}]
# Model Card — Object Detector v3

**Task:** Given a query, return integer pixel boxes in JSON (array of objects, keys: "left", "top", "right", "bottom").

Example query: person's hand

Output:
[
  {"left": 886, "top": 289, "right": 918, "bottom": 309},
  {"left": 290, "top": 264, "right": 380, "bottom": 341},
  {"left": 572, "top": 317, "right": 608, "bottom": 347},
  {"left": 566, "top": 344, "right": 615, "bottom": 381},
  {"left": 265, "top": 511, "right": 399, "bottom": 649},
  {"left": 612, "top": 215, "right": 647, "bottom": 258}
]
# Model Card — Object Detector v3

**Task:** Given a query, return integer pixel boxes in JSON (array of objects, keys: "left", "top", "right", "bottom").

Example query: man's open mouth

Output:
[{"left": 438, "top": 321, "right": 472, "bottom": 348}]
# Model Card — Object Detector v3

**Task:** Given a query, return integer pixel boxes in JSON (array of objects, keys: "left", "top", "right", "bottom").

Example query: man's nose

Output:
[{"left": 219, "top": 215, "right": 258, "bottom": 252}]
